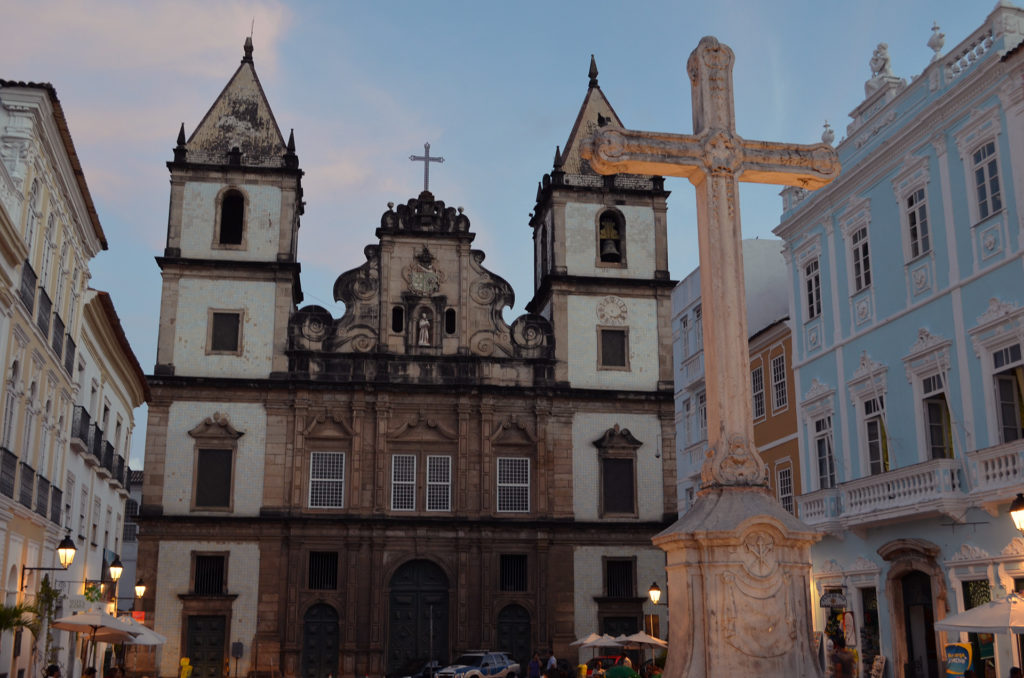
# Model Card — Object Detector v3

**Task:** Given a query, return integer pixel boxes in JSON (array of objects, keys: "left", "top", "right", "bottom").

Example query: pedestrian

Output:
[
  {"left": 593, "top": 661, "right": 604, "bottom": 678},
  {"left": 529, "top": 653, "right": 542, "bottom": 678},
  {"left": 830, "top": 636, "right": 855, "bottom": 678},
  {"left": 546, "top": 650, "right": 557, "bottom": 676},
  {"left": 45, "top": 665, "right": 60, "bottom": 678}
]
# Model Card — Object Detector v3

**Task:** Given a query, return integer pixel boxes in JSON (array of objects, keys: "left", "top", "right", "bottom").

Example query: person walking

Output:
[
  {"left": 529, "top": 653, "right": 542, "bottom": 678},
  {"left": 546, "top": 650, "right": 557, "bottom": 676}
]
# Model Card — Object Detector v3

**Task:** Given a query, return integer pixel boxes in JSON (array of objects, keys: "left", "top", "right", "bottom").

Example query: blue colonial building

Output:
[{"left": 774, "top": 4, "right": 1024, "bottom": 677}]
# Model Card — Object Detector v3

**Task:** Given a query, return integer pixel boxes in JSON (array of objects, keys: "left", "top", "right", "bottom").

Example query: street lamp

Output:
[
  {"left": 1010, "top": 493, "right": 1024, "bottom": 534},
  {"left": 109, "top": 556, "right": 123, "bottom": 583},
  {"left": 134, "top": 579, "right": 146, "bottom": 599},
  {"left": 648, "top": 582, "right": 662, "bottom": 605},
  {"left": 20, "top": 533, "right": 77, "bottom": 590}
]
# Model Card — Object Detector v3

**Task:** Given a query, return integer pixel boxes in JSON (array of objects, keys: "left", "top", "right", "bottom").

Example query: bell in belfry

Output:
[{"left": 601, "top": 238, "right": 620, "bottom": 258}]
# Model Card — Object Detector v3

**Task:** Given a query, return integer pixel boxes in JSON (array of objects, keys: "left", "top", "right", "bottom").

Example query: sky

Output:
[{"left": 1, "top": 0, "right": 999, "bottom": 467}]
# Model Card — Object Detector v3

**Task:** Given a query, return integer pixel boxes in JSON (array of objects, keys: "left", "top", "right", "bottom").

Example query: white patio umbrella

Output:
[
  {"left": 621, "top": 631, "right": 667, "bottom": 648},
  {"left": 571, "top": 633, "right": 603, "bottom": 647},
  {"left": 52, "top": 608, "right": 139, "bottom": 666},
  {"left": 118, "top": 616, "right": 167, "bottom": 646},
  {"left": 581, "top": 634, "right": 622, "bottom": 649},
  {"left": 934, "top": 592, "right": 1024, "bottom": 634}
]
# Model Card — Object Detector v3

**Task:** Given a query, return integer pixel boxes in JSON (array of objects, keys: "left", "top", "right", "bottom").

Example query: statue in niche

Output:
[{"left": 418, "top": 312, "right": 431, "bottom": 346}]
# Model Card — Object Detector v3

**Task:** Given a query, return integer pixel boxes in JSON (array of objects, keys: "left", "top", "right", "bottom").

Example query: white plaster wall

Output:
[
  {"left": 163, "top": 401, "right": 266, "bottom": 516},
  {"left": 179, "top": 182, "right": 282, "bottom": 260},
  {"left": 155, "top": 541, "right": 260, "bottom": 677},
  {"left": 572, "top": 412, "right": 664, "bottom": 521},
  {"left": 172, "top": 279, "right": 275, "bottom": 378},
  {"left": 564, "top": 204, "right": 656, "bottom": 278},
  {"left": 567, "top": 296, "right": 659, "bottom": 390},
  {"left": 572, "top": 546, "right": 666, "bottom": 641}
]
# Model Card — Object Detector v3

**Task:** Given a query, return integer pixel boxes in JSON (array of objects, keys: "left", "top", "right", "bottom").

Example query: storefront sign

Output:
[
  {"left": 944, "top": 643, "right": 971, "bottom": 676},
  {"left": 819, "top": 591, "right": 848, "bottom": 608},
  {"left": 66, "top": 595, "right": 89, "bottom": 612}
]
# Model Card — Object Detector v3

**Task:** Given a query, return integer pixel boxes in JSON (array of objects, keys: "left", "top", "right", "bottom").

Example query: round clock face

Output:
[{"left": 597, "top": 296, "right": 627, "bottom": 323}]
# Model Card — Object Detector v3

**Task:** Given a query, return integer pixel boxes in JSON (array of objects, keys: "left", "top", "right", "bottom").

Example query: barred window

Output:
[
  {"left": 194, "top": 555, "right": 225, "bottom": 595},
  {"left": 426, "top": 455, "right": 451, "bottom": 512},
  {"left": 391, "top": 454, "right": 416, "bottom": 511},
  {"left": 497, "top": 457, "right": 529, "bottom": 513},
  {"left": 500, "top": 554, "right": 527, "bottom": 592},
  {"left": 308, "top": 551, "right": 338, "bottom": 590},
  {"left": 309, "top": 451, "right": 345, "bottom": 509},
  {"left": 606, "top": 559, "right": 634, "bottom": 598}
]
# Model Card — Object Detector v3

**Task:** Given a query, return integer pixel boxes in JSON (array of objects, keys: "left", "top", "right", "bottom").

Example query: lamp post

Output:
[
  {"left": 647, "top": 582, "right": 662, "bottom": 606},
  {"left": 1010, "top": 493, "right": 1024, "bottom": 535},
  {"left": 20, "top": 533, "right": 77, "bottom": 590},
  {"left": 108, "top": 555, "right": 123, "bottom": 614}
]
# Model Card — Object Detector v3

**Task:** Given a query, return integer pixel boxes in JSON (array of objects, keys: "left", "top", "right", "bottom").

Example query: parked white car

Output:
[{"left": 437, "top": 652, "right": 520, "bottom": 678}]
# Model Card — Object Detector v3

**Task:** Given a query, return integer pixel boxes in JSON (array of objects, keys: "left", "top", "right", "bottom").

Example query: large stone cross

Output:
[
  {"left": 409, "top": 142, "right": 445, "bottom": 192},
  {"left": 582, "top": 36, "right": 839, "bottom": 488}
]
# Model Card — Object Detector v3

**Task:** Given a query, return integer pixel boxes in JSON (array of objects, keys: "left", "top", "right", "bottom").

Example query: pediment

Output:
[
  {"left": 489, "top": 417, "right": 537, "bottom": 446},
  {"left": 188, "top": 413, "right": 244, "bottom": 440},
  {"left": 388, "top": 411, "right": 458, "bottom": 442},
  {"left": 303, "top": 412, "right": 354, "bottom": 438},
  {"left": 592, "top": 424, "right": 643, "bottom": 450}
]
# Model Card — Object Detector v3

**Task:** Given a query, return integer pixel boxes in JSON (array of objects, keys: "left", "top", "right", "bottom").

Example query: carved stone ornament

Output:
[
  {"left": 976, "top": 297, "right": 1019, "bottom": 326},
  {"left": 187, "top": 412, "right": 244, "bottom": 440},
  {"left": 404, "top": 246, "right": 444, "bottom": 296},
  {"left": 592, "top": 423, "right": 643, "bottom": 451},
  {"left": 596, "top": 296, "right": 628, "bottom": 324},
  {"left": 851, "top": 350, "right": 886, "bottom": 382},
  {"left": 847, "top": 556, "right": 879, "bottom": 573},
  {"left": 803, "top": 378, "right": 831, "bottom": 402},
  {"left": 721, "top": 569, "right": 794, "bottom": 659},
  {"left": 1001, "top": 537, "right": 1024, "bottom": 557},
  {"left": 702, "top": 433, "right": 766, "bottom": 486},
  {"left": 950, "top": 543, "right": 990, "bottom": 562},
  {"left": 821, "top": 558, "right": 843, "bottom": 574},
  {"left": 907, "top": 328, "right": 946, "bottom": 355},
  {"left": 740, "top": 531, "right": 778, "bottom": 578}
]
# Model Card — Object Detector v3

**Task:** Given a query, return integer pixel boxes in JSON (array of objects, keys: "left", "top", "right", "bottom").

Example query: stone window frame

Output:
[
  {"left": 425, "top": 454, "right": 451, "bottom": 512},
  {"left": 187, "top": 413, "right": 243, "bottom": 513},
  {"left": 795, "top": 235, "right": 823, "bottom": 324},
  {"left": 847, "top": 353, "right": 890, "bottom": 478},
  {"left": 952, "top": 106, "right": 1003, "bottom": 226},
  {"left": 390, "top": 453, "right": 416, "bottom": 512},
  {"left": 206, "top": 308, "right": 245, "bottom": 356},
  {"left": 593, "top": 425, "right": 642, "bottom": 519},
  {"left": 968, "top": 299, "right": 1024, "bottom": 446},
  {"left": 190, "top": 549, "right": 230, "bottom": 595},
  {"left": 838, "top": 196, "right": 873, "bottom": 296},
  {"left": 307, "top": 450, "right": 346, "bottom": 510},
  {"left": 211, "top": 186, "right": 249, "bottom": 250},
  {"left": 596, "top": 326, "right": 630, "bottom": 372},
  {"left": 774, "top": 460, "right": 794, "bottom": 514},
  {"left": 890, "top": 154, "right": 933, "bottom": 264},
  {"left": 903, "top": 329, "right": 954, "bottom": 463},
  {"left": 801, "top": 379, "right": 836, "bottom": 491},
  {"left": 595, "top": 207, "right": 627, "bottom": 269},
  {"left": 602, "top": 555, "right": 638, "bottom": 598}
]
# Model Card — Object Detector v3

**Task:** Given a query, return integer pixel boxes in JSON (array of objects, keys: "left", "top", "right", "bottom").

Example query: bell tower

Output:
[
  {"left": 153, "top": 38, "right": 303, "bottom": 379},
  {"left": 527, "top": 56, "right": 674, "bottom": 392}
]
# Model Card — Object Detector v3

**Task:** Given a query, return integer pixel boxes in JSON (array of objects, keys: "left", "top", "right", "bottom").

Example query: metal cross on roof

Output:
[{"left": 409, "top": 142, "right": 444, "bottom": 192}]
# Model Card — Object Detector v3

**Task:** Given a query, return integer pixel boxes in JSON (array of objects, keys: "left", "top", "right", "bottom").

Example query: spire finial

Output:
[
  {"left": 553, "top": 145, "right": 563, "bottom": 169},
  {"left": 588, "top": 55, "right": 599, "bottom": 88},
  {"left": 174, "top": 122, "right": 188, "bottom": 162},
  {"left": 242, "top": 36, "right": 254, "bottom": 64},
  {"left": 287, "top": 129, "right": 296, "bottom": 153},
  {"left": 176, "top": 123, "right": 186, "bottom": 147}
]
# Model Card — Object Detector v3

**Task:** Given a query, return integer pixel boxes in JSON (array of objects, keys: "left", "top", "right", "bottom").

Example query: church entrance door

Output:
[
  {"left": 901, "top": 570, "right": 937, "bottom": 678},
  {"left": 495, "top": 605, "right": 531, "bottom": 669},
  {"left": 301, "top": 604, "right": 339, "bottom": 678},
  {"left": 388, "top": 560, "right": 449, "bottom": 676},
  {"left": 186, "top": 615, "right": 226, "bottom": 678}
]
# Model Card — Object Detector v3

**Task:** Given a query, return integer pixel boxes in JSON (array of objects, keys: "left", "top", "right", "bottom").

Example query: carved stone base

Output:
[{"left": 653, "top": 487, "right": 823, "bottom": 678}]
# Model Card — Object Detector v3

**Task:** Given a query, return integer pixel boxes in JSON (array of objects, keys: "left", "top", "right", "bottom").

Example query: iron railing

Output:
[
  {"left": 36, "top": 289, "right": 51, "bottom": 338},
  {"left": 18, "top": 461, "right": 34, "bottom": 508},
  {"left": 18, "top": 262, "right": 36, "bottom": 313},
  {"left": 51, "top": 314, "right": 64, "bottom": 358},
  {"left": 34, "top": 475, "right": 49, "bottom": 517},
  {"left": 63, "top": 336, "right": 75, "bottom": 375},
  {"left": 50, "top": 486, "right": 61, "bottom": 525},
  {"left": 71, "top": 405, "right": 91, "bottom": 445},
  {"left": 88, "top": 423, "right": 103, "bottom": 459},
  {"left": 101, "top": 442, "right": 114, "bottom": 472},
  {"left": 0, "top": 447, "right": 16, "bottom": 498}
]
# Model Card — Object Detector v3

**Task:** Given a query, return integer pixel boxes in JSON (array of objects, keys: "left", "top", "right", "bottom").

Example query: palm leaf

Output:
[{"left": 0, "top": 602, "right": 39, "bottom": 637}]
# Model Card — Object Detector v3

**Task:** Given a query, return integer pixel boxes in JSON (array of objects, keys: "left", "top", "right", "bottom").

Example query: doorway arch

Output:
[
  {"left": 301, "top": 603, "right": 339, "bottom": 678},
  {"left": 879, "top": 539, "right": 948, "bottom": 678},
  {"left": 388, "top": 560, "right": 449, "bottom": 676},
  {"left": 496, "top": 605, "right": 531, "bottom": 672}
]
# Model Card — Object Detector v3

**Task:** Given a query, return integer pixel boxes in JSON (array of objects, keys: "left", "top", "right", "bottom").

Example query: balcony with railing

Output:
[
  {"left": 87, "top": 423, "right": 103, "bottom": 465},
  {"left": 97, "top": 441, "right": 114, "bottom": 479},
  {"left": 51, "top": 314, "right": 64, "bottom": 358},
  {"left": 34, "top": 475, "right": 49, "bottom": 517},
  {"left": 70, "top": 405, "right": 91, "bottom": 455},
  {"left": 36, "top": 289, "right": 51, "bottom": 338},
  {"left": 18, "top": 462, "right": 34, "bottom": 509},
  {"left": 63, "top": 336, "right": 75, "bottom": 375},
  {"left": 111, "top": 454, "right": 125, "bottom": 488},
  {"left": 680, "top": 351, "right": 705, "bottom": 387},
  {"left": 0, "top": 448, "right": 16, "bottom": 498},
  {"left": 18, "top": 262, "right": 36, "bottom": 313},
  {"left": 49, "top": 486, "right": 61, "bottom": 525},
  {"left": 798, "top": 442, "right": 1024, "bottom": 530}
]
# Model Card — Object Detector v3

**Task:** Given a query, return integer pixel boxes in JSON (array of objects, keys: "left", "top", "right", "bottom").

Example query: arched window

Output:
[
  {"left": 444, "top": 308, "right": 456, "bottom": 335},
  {"left": 1, "top": 362, "right": 20, "bottom": 449},
  {"left": 218, "top": 190, "right": 245, "bottom": 246},
  {"left": 391, "top": 306, "right": 405, "bottom": 334},
  {"left": 598, "top": 210, "right": 625, "bottom": 265},
  {"left": 22, "top": 381, "right": 37, "bottom": 462},
  {"left": 26, "top": 179, "right": 40, "bottom": 247}
]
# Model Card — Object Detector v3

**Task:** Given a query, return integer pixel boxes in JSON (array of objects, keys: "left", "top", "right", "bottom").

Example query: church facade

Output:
[{"left": 137, "top": 43, "right": 676, "bottom": 678}]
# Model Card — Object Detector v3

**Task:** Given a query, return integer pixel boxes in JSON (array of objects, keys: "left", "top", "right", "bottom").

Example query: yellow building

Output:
[{"left": 0, "top": 80, "right": 147, "bottom": 677}]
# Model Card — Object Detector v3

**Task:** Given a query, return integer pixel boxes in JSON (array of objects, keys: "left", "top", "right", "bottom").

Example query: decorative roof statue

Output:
[
  {"left": 869, "top": 43, "right": 893, "bottom": 78},
  {"left": 928, "top": 22, "right": 945, "bottom": 62},
  {"left": 821, "top": 121, "right": 835, "bottom": 146}
]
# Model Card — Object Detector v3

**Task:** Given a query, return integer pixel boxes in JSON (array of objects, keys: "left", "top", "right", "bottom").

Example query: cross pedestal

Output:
[{"left": 582, "top": 36, "right": 839, "bottom": 676}]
